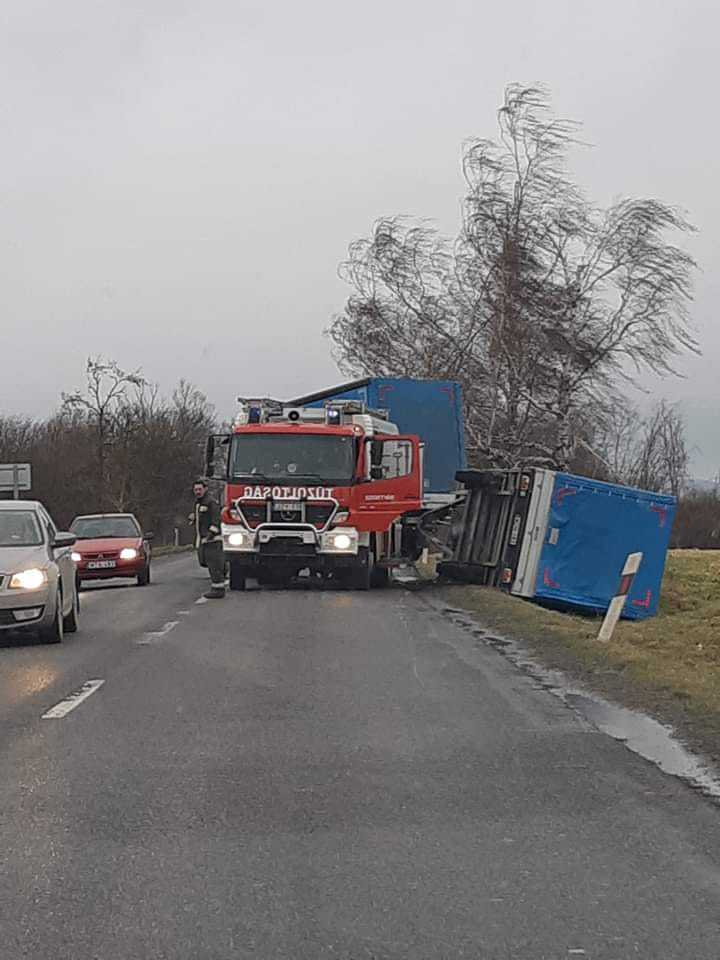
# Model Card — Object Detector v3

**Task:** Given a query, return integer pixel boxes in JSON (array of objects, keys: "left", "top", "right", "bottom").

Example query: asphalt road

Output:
[{"left": 1, "top": 553, "right": 719, "bottom": 960}]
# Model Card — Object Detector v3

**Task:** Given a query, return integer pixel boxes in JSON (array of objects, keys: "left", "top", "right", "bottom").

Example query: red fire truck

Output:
[{"left": 206, "top": 398, "right": 429, "bottom": 590}]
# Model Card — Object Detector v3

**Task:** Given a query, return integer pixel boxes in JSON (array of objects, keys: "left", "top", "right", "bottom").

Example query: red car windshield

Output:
[{"left": 72, "top": 517, "right": 140, "bottom": 539}]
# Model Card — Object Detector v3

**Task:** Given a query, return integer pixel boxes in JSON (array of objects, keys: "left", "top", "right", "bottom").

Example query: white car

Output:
[{"left": 0, "top": 500, "right": 79, "bottom": 643}]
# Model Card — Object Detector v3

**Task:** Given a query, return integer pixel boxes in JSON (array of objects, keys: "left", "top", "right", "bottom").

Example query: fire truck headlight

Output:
[
  {"left": 321, "top": 528, "right": 358, "bottom": 554},
  {"left": 227, "top": 531, "right": 246, "bottom": 547}
]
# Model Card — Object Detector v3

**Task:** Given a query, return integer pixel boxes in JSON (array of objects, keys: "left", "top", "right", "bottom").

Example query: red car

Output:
[{"left": 70, "top": 513, "right": 153, "bottom": 587}]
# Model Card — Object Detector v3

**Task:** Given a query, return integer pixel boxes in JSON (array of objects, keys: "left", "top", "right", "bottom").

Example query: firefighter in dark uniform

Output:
[{"left": 190, "top": 478, "right": 226, "bottom": 599}]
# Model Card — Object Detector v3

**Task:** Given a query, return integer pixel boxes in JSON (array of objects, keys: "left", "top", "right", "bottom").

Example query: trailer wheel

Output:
[{"left": 229, "top": 560, "right": 247, "bottom": 591}]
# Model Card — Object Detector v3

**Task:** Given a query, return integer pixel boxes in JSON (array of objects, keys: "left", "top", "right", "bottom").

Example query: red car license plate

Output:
[{"left": 87, "top": 560, "right": 116, "bottom": 569}]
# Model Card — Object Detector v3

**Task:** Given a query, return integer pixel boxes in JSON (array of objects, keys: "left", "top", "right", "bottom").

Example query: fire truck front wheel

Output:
[
  {"left": 228, "top": 559, "right": 247, "bottom": 591},
  {"left": 349, "top": 547, "right": 373, "bottom": 591}
]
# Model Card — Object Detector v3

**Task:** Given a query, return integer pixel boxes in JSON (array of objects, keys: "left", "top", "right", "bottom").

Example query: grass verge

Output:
[{"left": 433, "top": 550, "right": 720, "bottom": 763}]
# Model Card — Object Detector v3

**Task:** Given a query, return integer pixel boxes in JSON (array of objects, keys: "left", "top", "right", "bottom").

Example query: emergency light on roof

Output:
[
  {"left": 232, "top": 397, "right": 392, "bottom": 428},
  {"left": 235, "top": 397, "right": 284, "bottom": 425}
]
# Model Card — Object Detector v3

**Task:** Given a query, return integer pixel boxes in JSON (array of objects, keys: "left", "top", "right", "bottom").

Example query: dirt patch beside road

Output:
[{"left": 431, "top": 550, "right": 720, "bottom": 765}]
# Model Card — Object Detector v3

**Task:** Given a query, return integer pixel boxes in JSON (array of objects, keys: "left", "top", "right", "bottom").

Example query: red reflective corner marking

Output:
[
  {"left": 554, "top": 487, "right": 577, "bottom": 507},
  {"left": 632, "top": 590, "right": 652, "bottom": 609},
  {"left": 650, "top": 504, "right": 667, "bottom": 528},
  {"left": 378, "top": 385, "right": 395, "bottom": 404}
]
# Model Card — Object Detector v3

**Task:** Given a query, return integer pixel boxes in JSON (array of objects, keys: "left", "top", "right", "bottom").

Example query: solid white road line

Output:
[{"left": 42, "top": 679, "right": 105, "bottom": 719}]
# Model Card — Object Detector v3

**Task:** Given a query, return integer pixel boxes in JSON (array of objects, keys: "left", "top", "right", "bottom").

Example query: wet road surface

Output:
[{"left": 1, "top": 553, "right": 719, "bottom": 959}]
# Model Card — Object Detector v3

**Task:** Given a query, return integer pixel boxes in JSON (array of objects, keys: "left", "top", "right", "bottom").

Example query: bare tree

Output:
[
  {"left": 584, "top": 399, "right": 689, "bottom": 495},
  {"left": 3, "top": 363, "right": 216, "bottom": 540},
  {"left": 62, "top": 357, "right": 146, "bottom": 509},
  {"left": 330, "top": 84, "right": 698, "bottom": 471},
  {"left": 329, "top": 219, "right": 479, "bottom": 381}
]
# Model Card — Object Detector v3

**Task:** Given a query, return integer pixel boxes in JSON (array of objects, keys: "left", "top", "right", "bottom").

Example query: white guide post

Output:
[{"left": 597, "top": 551, "right": 643, "bottom": 643}]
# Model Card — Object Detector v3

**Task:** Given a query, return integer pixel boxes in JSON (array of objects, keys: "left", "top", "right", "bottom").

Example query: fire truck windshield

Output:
[{"left": 230, "top": 434, "right": 355, "bottom": 484}]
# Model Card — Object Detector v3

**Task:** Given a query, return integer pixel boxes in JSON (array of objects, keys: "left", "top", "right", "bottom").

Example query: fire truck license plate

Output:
[
  {"left": 87, "top": 560, "right": 116, "bottom": 569},
  {"left": 274, "top": 501, "right": 301, "bottom": 511}
]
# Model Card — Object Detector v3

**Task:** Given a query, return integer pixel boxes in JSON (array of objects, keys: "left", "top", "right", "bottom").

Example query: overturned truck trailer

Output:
[{"left": 439, "top": 469, "right": 676, "bottom": 620}]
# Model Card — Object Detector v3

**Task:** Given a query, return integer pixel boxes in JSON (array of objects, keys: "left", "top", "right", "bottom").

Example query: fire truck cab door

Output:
[{"left": 363, "top": 435, "right": 422, "bottom": 505}]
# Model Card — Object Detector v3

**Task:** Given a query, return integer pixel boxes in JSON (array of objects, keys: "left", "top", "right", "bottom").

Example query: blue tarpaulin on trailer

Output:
[
  {"left": 534, "top": 473, "right": 676, "bottom": 619},
  {"left": 292, "top": 377, "right": 466, "bottom": 496}
]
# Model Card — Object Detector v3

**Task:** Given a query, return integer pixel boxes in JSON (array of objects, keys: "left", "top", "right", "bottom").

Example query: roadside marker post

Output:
[{"left": 597, "top": 551, "right": 643, "bottom": 643}]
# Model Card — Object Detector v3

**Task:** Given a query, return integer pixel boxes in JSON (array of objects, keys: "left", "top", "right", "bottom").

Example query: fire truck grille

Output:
[
  {"left": 239, "top": 504, "right": 266, "bottom": 528},
  {"left": 238, "top": 502, "right": 334, "bottom": 530}
]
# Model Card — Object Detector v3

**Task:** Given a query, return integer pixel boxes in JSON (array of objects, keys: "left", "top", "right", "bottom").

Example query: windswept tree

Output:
[{"left": 329, "top": 84, "right": 698, "bottom": 471}]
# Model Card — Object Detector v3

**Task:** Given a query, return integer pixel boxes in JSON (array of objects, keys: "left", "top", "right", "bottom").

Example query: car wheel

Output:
[
  {"left": 137, "top": 564, "right": 151, "bottom": 586},
  {"left": 41, "top": 591, "right": 64, "bottom": 644},
  {"left": 63, "top": 586, "right": 80, "bottom": 634}
]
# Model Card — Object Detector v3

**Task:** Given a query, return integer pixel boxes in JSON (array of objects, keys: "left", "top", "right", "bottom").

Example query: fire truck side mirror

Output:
[{"left": 206, "top": 435, "right": 231, "bottom": 480}]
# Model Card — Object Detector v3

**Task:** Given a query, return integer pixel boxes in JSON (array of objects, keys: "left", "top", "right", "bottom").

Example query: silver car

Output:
[{"left": 0, "top": 500, "right": 79, "bottom": 643}]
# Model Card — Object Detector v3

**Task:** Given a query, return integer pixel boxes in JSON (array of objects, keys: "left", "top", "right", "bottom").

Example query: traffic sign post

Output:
[{"left": 0, "top": 463, "right": 32, "bottom": 499}]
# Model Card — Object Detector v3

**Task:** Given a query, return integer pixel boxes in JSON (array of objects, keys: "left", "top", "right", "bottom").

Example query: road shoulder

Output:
[{"left": 412, "top": 550, "right": 720, "bottom": 779}]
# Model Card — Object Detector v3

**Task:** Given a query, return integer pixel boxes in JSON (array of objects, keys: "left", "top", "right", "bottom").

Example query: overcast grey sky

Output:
[{"left": 1, "top": 0, "right": 717, "bottom": 474}]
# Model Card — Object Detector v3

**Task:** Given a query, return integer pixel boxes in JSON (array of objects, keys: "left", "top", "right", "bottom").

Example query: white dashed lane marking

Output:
[
  {"left": 195, "top": 597, "right": 208, "bottom": 605},
  {"left": 42, "top": 679, "right": 105, "bottom": 719},
  {"left": 136, "top": 621, "right": 179, "bottom": 645}
]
